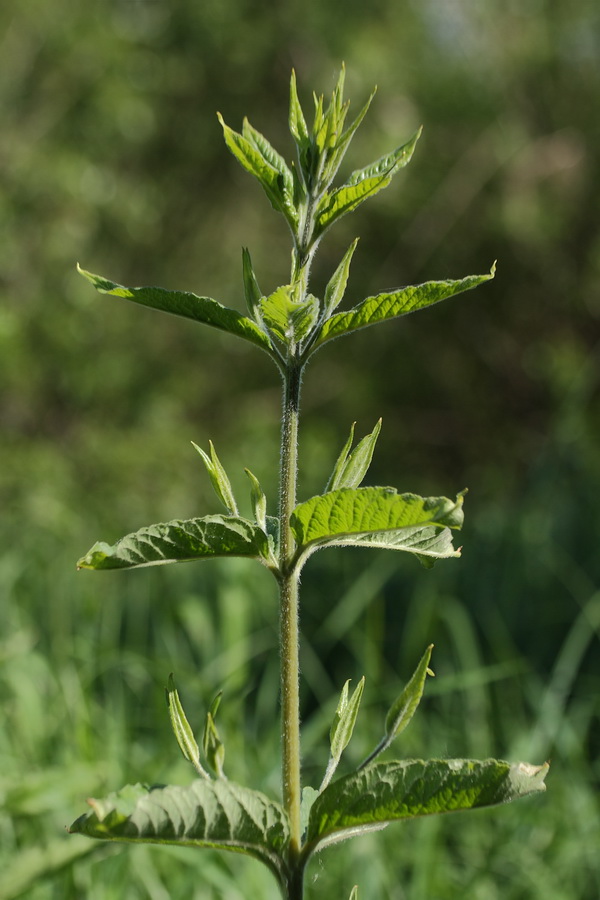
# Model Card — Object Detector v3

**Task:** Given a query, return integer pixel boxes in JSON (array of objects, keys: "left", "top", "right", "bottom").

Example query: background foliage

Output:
[{"left": 1, "top": 0, "right": 599, "bottom": 896}]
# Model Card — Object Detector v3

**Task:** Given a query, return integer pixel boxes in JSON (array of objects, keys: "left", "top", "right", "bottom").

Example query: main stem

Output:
[{"left": 279, "top": 360, "right": 303, "bottom": 889}]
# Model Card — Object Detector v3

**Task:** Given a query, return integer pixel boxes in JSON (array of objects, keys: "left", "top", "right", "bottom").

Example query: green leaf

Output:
[
  {"left": 218, "top": 114, "right": 297, "bottom": 227},
  {"left": 69, "top": 780, "right": 290, "bottom": 885},
  {"left": 314, "top": 265, "right": 496, "bottom": 348},
  {"left": 289, "top": 69, "right": 309, "bottom": 146},
  {"left": 77, "top": 266, "right": 274, "bottom": 354},
  {"left": 316, "top": 175, "right": 394, "bottom": 235},
  {"left": 290, "top": 487, "right": 465, "bottom": 565},
  {"left": 321, "top": 677, "right": 366, "bottom": 791},
  {"left": 203, "top": 692, "right": 225, "bottom": 778},
  {"left": 385, "top": 645, "right": 434, "bottom": 741},
  {"left": 241, "top": 247, "right": 264, "bottom": 323},
  {"left": 245, "top": 468, "right": 268, "bottom": 531},
  {"left": 260, "top": 286, "right": 319, "bottom": 345},
  {"left": 345, "top": 128, "right": 421, "bottom": 187},
  {"left": 305, "top": 759, "right": 549, "bottom": 854},
  {"left": 166, "top": 675, "right": 209, "bottom": 779},
  {"left": 323, "top": 238, "right": 359, "bottom": 318},
  {"left": 192, "top": 440, "right": 239, "bottom": 516},
  {"left": 349, "top": 888, "right": 359, "bottom": 900},
  {"left": 77, "top": 515, "right": 271, "bottom": 571},
  {"left": 327, "top": 419, "right": 382, "bottom": 491},
  {"left": 323, "top": 88, "right": 377, "bottom": 188},
  {"left": 300, "top": 785, "right": 319, "bottom": 839}
]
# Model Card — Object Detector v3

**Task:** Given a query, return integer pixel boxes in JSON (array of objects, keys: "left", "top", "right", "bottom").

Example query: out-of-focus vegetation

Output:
[{"left": 1, "top": 1, "right": 599, "bottom": 897}]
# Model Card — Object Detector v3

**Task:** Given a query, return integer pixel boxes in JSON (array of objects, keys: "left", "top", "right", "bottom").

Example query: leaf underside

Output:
[
  {"left": 77, "top": 267, "right": 273, "bottom": 353},
  {"left": 77, "top": 515, "right": 270, "bottom": 570},
  {"left": 69, "top": 780, "right": 289, "bottom": 883},
  {"left": 305, "top": 758, "right": 548, "bottom": 854}
]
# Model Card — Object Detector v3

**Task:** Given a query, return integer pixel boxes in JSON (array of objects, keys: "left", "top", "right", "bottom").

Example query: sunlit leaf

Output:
[
  {"left": 77, "top": 515, "right": 271, "bottom": 570},
  {"left": 192, "top": 440, "right": 239, "bottom": 516},
  {"left": 289, "top": 69, "right": 309, "bottom": 146},
  {"left": 69, "top": 780, "right": 290, "bottom": 885},
  {"left": 305, "top": 759, "right": 549, "bottom": 855},
  {"left": 166, "top": 675, "right": 209, "bottom": 779},
  {"left": 323, "top": 238, "right": 359, "bottom": 318},
  {"left": 314, "top": 266, "right": 496, "bottom": 348},
  {"left": 327, "top": 420, "right": 382, "bottom": 491},
  {"left": 77, "top": 266, "right": 274, "bottom": 354},
  {"left": 260, "top": 286, "right": 319, "bottom": 345},
  {"left": 321, "top": 677, "right": 366, "bottom": 791}
]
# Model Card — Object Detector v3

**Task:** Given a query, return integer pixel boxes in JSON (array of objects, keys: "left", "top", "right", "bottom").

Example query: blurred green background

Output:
[{"left": 1, "top": 0, "right": 599, "bottom": 897}]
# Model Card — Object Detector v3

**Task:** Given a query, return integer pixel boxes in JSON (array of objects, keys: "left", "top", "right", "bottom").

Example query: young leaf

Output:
[
  {"left": 245, "top": 468, "right": 267, "bottom": 531},
  {"left": 192, "top": 441, "right": 239, "bottom": 516},
  {"left": 203, "top": 692, "right": 225, "bottom": 778},
  {"left": 217, "top": 114, "right": 297, "bottom": 227},
  {"left": 322, "top": 87, "right": 377, "bottom": 189},
  {"left": 77, "top": 266, "right": 274, "bottom": 355},
  {"left": 165, "top": 674, "right": 209, "bottom": 779},
  {"left": 321, "top": 677, "right": 366, "bottom": 792},
  {"left": 304, "top": 759, "right": 549, "bottom": 857},
  {"left": 313, "top": 265, "right": 496, "bottom": 349},
  {"left": 77, "top": 515, "right": 272, "bottom": 570},
  {"left": 260, "top": 286, "right": 319, "bottom": 345},
  {"left": 345, "top": 128, "right": 421, "bottom": 188},
  {"left": 316, "top": 175, "right": 395, "bottom": 236},
  {"left": 323, "top": 238, "right": 359, "bottom": 319},
  {"left": 349, "top": 888, "right": 359, "bottom": 900},
  {"left": 289, "top": 69, "right": 309, "bottom": 147},
  {"left": 290, "top": 487, "right": 465, "bottom": 566},
  {"left": 327, "top": 419, "right": 382, "bottom": 491},
  {"left": 326, "top": 422, "right": 355, "bottom": 492},
  {"left": 300, "top": 785, "right": 319, "bottom": 839},
  {"left": 241, "top": 247, "right": 264, "bottom": 323},
  {"left": 69, "top": 780, "right": 290, "bottom": 886}
]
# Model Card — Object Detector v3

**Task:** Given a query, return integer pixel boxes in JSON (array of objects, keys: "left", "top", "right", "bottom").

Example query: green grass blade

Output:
[
  {"left": 69, "top": 780, "right": 290, "bottom": 886},
  {"left": 77, "top": 265, "right": 274, "bottom": 353},
  {"left": 305, "top": 759, "right": 549, "bottom": 855},
  {"left": 77, "top": 515, "right": 271, "bottom": 570},
  {"left": 314, "top": 265, "right": 496, "bottom": 347}
]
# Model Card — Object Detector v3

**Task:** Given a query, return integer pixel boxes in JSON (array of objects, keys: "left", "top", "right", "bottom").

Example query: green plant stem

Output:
[{"left": 279, "top": 361, "right": 303, "bottom": 876}]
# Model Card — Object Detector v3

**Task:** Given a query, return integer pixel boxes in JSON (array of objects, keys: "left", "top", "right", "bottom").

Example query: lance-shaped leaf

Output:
[
  {"left": 349, "top": 888, "right": 359, "bottom": 900},
  {"left": 77, "top": 515, "right": 271, "bottom": 571},
  {"left": 245, "top": 468, "right": 267, "bottom": 531},
  {"left": 320, "top": 677, "right": 366, "bottom": 792},
  {"left": 289, "top": 69, "right": 309, "bottom": 147},
  {"left": 166, "top": 674, "right": 209, "bottom": 779},
  {"left": 290, "top": 487, "right": 464, "bottom": 566},
  {"left": 314, "top": 265, "right": 496, "bottom": 348},
  {"left": 345, "top": 128, "right": 421, "bottom": 188},
  {"left": 323, "top": 238, "right": 359, "bottom": 319},
  {"left": 359, "top": 646, "right": 434, "bottom": 770},
  {"left": 322, "top": 87, "right": 377, "bottom": 189},
  {"left": 192, "top": 440, "right": 239, "bottom": 516},
  {"left": 260, "top": 286, "right": 319, "bottom": 345},
  {"left": 69, "top": 780, "right": 290, "bottom": 886},
  {"left": 77, "top": 266, "right": 273, "bottom": 354},
  {"left": 218, "top": 114, "right": 297, "bottom": 227},
  {"left": 241, "top": 247, "right": 264, "bottom": 323},
  {"left": 304, "top": 758, "right": 549, "bottom": 856},
  {"left": 203, "top": 692, "right": 225, "bottom": 778},
  {"left": 327, "top": 420, "right": 382, "bottom": 491}
]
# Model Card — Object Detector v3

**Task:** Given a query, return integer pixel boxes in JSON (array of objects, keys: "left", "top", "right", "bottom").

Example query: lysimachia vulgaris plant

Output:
[{"left": 69, "top": 69, "right": 548, "bottom": 899}]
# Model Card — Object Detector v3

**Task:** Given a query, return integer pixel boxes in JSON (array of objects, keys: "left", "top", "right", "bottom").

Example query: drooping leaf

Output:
[
  {"left": 69, "top": 780, "right": 290, "bottom": 885},
  {"left": 323, "top": 238, "right": 359, "bottom": 319},
  {"left": 77, "top": 515, "right": 271, "bottom": 571},
  {"left": 305, "top": 759, "right": 549, "bottom": 855},
  {"left": 314, "top": 266, "right": 496, "bottom": 348},
  {"left": 260, "top": 286, "right": 319, "bottom": 345},
  {"left": 327, "top": 420, "right": 382, "bottom": 491},
  {"left": 321, "top": 677, "right": 366, "bottom": 791},
  {"left": 290, "top": 487, "right": 464, "bottom": 565},
  {"left": 217, "top": 114, "right": 297, "bottom": 227},
  {"left": 192, "top": 441, "right": 239, "bottom": 516},
  {"left": 77, "top": 266, "right": 274, "bottom": 354},
  {"left": 245, "top": 468, "right": 268, "bottom": 531},
  {"left": 166, "top": 675, "right": 209, "bottom": 779}
]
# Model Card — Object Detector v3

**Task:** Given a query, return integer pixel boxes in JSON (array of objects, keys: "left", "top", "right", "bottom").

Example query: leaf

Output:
[
  {"left": 321, "top": 677, "right": 366, "bottom": 791},
  {"left": 345, "top": 128, "right": 421, "bottom": 187},
  {"left": 290, "top": 487, "right": 465, "bottom": 565},
  {"left": 300, "top": 786, "right": 319, "bottom": 838},
  {"left": 385, "top": 645, "right": 434, "bottom": 741},
  {"left": 305, "top": 759, "right": 549, "bottom": 854},
  {"left": 323, "top": 238, "right": 359, "bottom": 318},
  {"left": 245, "top": 468, "right": 267, "bottom": 531},
  {"left": 69, "top": 780, "right": 290, "bottom": 885},
  {"left": 77, "top": 266, "right": 273, "bottom": 354},
  {"left": 77, "top": 515, "right": 271, "bottom": 571},
  {"left": 260, "top": 286, "right": 319, "bottom": 345},
  {"left": 218, "top": 114, "right": 297, "bottom": 227},
  {"left": 192, "top": 441, "right": 239, "bottom": 516},
  {"left": 349, "top": 888, "right": 359, "bottom": 900},
  {"left": 241, "top": 247, "right": 264, "bottom": 323},
  {"left": 289, "top": 69, "right": 309, "bottom": 146},
  {"left": 327, "top": 419, "right": 382, "bottom": 491},
  {"left": 203, "top": 692, "right": 225, "bottom": 778},
  {"left": 166, "top": 674, "right": 209, "bottom": 779},
  {"left": 323, "top": 87, "right": 377, "bottom": 187},
  {"left": 316, "top": 175, "right": 394, "bottom": 235},
  {"left": 314, "top": 265, "right": 496, "bottom": 348}
]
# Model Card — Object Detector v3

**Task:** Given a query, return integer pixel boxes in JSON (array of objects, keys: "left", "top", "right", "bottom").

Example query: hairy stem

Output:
[{"left": 279, "top": 362, "right": 303, "bottom": 871}]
